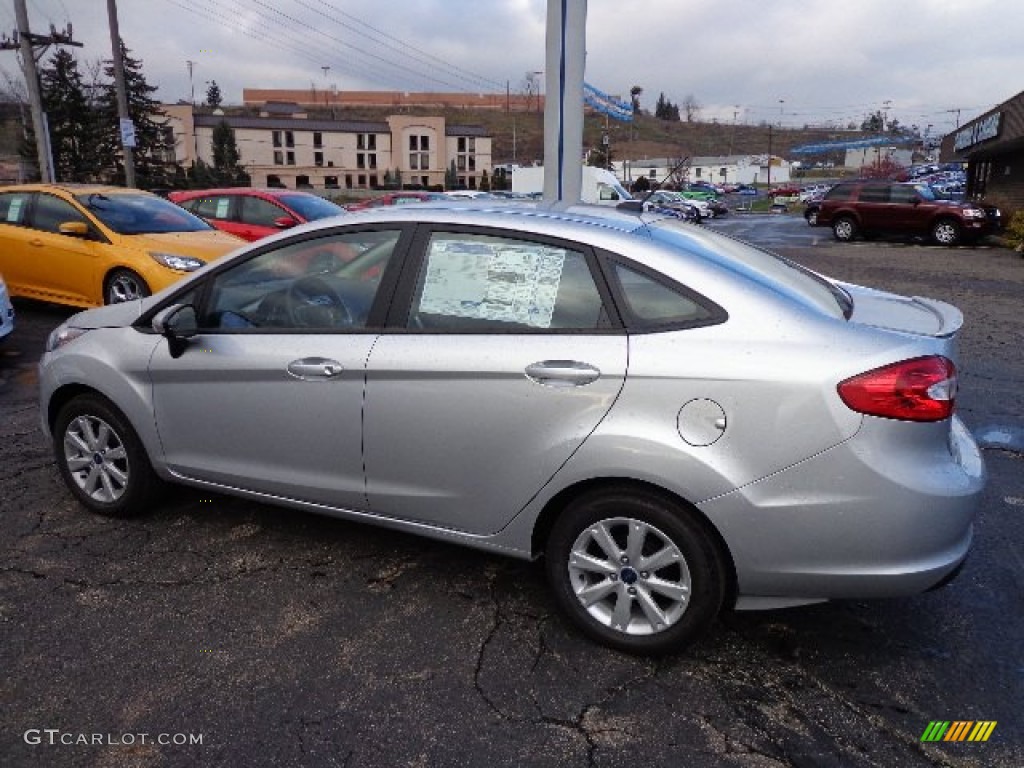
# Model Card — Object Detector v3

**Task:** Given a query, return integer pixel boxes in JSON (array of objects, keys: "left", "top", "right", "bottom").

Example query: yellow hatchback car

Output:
[{"left": 0, "top": 184, "right": 243, "bottom": 307}]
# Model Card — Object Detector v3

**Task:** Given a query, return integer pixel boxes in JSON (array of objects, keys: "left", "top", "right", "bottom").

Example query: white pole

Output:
[{"left": 542, "top": 0, "right": 587, "bottom": 207}]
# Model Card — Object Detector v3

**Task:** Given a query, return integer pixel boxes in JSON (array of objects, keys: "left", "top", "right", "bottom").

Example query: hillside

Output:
[{"left": 292, "top": 104, "right": 869, "bottom": 167}]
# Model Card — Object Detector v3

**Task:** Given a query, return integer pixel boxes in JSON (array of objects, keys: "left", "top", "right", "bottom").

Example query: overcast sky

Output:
[{"left": 4, "top": 0, "right": 1019, "bottom": 138}]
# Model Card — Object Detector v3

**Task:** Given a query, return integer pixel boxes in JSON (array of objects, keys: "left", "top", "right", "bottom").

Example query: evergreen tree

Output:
[
  {"left": 35, "top": 50, "right": 101, "bottom": 181},
  {"left": 205, "top": 80, "right": 222, "bottom": 109},
  {"left": 97, "top": 44, "right": 177, "bottom": 187},
  {"left": 446, "top": 160, "right": 458, "bottom": 189},
  {"left": 211, "top": 119, "right": 247, "bottom": 185}
]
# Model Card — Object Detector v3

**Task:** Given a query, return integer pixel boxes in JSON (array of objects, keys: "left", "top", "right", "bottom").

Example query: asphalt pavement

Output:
[{"left": 2, "top": 218, "right": 1022, "bottom": 767}]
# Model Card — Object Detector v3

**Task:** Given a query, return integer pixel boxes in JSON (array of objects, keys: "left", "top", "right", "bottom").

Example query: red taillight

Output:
[{"left": 838, "top": 356, "right": 957, "bottom": 422}]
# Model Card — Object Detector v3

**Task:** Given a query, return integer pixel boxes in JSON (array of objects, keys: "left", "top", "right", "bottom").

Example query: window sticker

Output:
[
  {"left": 7, "top": 196, "right": 24, "bottom": 223},
  {"left": 419, "top": 237, "right": 567, "bottom": 328},
  {"left": 216, "top": 198, "right": 230, "bottom": 219}
]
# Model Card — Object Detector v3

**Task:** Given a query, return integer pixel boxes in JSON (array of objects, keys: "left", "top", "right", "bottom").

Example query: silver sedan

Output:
[{"left": 39, "top": 203, "right": 985, "bottom": 655}]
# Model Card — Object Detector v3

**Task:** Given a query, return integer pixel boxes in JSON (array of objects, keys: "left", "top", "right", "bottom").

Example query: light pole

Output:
[
  {"left": 321, "top": 66, "right": 330, "bottom": 109},
  {"left": 778, "top": 99, "right": 785, "bottom": 127}
]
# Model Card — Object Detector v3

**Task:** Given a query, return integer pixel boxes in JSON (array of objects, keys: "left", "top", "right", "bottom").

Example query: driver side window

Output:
[{"left": 201, "top": 229, "right": 401, "bottom": 331}]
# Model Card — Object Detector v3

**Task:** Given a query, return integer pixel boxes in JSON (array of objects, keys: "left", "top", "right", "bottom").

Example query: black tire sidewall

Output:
[
  {"left": 54, "top": 394, "right": 158, "bottom": 518},
  {"left": 545, "top": 488, "right": 726, "bottom": 655}
]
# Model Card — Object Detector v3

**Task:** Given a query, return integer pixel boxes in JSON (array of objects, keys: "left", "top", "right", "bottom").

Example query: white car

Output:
[{"left": 0, "top": 273, "right": 14, "bottom": 341}]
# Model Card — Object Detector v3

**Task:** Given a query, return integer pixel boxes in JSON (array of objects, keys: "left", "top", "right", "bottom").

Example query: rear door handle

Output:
[
  {"left": 525, "top": 360, "right": 601, "bottom": 388},
  {"left": 287, "top": 357, "right": 344, "bottom": 380}
]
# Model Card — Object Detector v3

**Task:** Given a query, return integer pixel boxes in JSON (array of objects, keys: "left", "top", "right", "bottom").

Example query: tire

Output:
[
  {"left": 932, "top": 219, "right": 961, "bottom": 246},
  {"left": 832, "top": 216, "right": 858, "bottom": 242},
  {"left": 545, "top": 486, "right": 727, "bottom": 655},
  {"left": 54, "top": 394, "right": 161, "bottom": 517},
  {"left": 105, "top": 269, "right": 150, "bottom": 304}
]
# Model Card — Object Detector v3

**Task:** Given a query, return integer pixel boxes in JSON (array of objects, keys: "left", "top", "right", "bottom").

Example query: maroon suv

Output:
[{"left": 814, "top": 181, "right": 995, "bottom": 246}]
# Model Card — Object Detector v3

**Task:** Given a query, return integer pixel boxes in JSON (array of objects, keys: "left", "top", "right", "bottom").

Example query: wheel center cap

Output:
[
  {"left": 620, "top": 566, "right": 638, "bottom": 585},
  {"left": 93, "top": 453, "right": 104, "bottom": 466}
]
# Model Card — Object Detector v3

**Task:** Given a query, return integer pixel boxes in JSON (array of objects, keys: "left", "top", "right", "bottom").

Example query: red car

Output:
[
  {"left": 344, "top": 191, "right": 449, "bottom": 211},
  {"left": 168, "top": 188, "right": 346, "bottom": 242}
]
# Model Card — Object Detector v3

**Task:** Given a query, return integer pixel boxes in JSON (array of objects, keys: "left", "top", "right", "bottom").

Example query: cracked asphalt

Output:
[{"left": 2, "top": 222, "right": 1022, "bottom": 767}]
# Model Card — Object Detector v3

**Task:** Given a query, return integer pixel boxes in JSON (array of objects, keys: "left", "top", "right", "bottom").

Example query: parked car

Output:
[
  {"left": 39, "top": 203, "right": 984, "bottom": 655},
  {"left": 168, "top": 188, "right": 347, "bottom": 242},
  {"left": 345, "top": 191, "right": 450, "bottom": 211},
  {"left": 0, "top": 185, "right": 243, "bottom": 307},
  {"left": 641, "top": 190, "right": 701, "bottom": 221},
  {"left": 814, "top": 181, "right": 998, "bottom": 245},
  {"left": 0, "top": 272, "right": 14, "bottom": 341}
]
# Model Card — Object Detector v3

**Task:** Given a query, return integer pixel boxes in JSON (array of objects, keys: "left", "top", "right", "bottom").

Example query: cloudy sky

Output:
[{"left": 4, "top": 0, "right": 1019, "bottom": 138}]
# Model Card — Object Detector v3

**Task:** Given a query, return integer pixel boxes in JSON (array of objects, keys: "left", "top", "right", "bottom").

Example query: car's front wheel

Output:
[
  {"left": 54, "top": 394, "right": 161, "bottom": 517},
  {"left": 932, "top": 218, "right": 962, "bottom": 246},
  {"left": 105, "top": 269, "right": 150, "bottom": 304},
  {"left": 545, "top": 486, "right": 727, "bottom": 655},
  {"left": 832, "top": 216, "right": 858, "bottom": 242}
]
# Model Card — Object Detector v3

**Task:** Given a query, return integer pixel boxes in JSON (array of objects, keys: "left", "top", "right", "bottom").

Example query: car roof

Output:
[
  {"left": 168, "top": 187, "right": 321, "bottom": 199},
  {"left": 0, "top": 183, "right": 156, "bottom": 196}
]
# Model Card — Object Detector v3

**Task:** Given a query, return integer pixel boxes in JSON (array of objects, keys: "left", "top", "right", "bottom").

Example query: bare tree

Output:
[{"left": 682, "top": 94, "right": 701, "bottom": 123}]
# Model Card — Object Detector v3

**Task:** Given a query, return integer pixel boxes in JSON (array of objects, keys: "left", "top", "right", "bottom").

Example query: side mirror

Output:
[
  {"left": 152, "top": 303, "right": 198, "bottom": 359},
  {"left": 58, "top": 221, "right": 90, "bottom": 238},
  {"left": 273, "top": 216, "right": 298, "bottom": 229}
]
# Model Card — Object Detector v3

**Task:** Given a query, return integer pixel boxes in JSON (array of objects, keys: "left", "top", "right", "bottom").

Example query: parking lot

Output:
[{"left": 2, "top": 222, "right": 1022, "bottom": 767}]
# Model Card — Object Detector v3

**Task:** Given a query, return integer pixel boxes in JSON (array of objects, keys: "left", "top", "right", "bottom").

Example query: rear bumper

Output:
[{"left": 701, "top": 415, "right": 984, "bottom": 604}]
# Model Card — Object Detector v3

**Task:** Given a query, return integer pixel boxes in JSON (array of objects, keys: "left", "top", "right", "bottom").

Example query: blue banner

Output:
[{"left": 583, "top": 82, "right": 633, "bottom": 123}]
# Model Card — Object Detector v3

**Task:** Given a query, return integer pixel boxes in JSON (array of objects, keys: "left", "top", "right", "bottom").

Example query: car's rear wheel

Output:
[
  {"left": 932, "top": 219, "right": 962, "bottom": 246},
  {"left": 105, "top": 269, "right": 150, "bottom": 304},
  {"left": 545, "top": 486, "right": 726, "bottom": 655},
  {"left": 54, "top": 394, "right": 161, "bottom": 517},
  {"left": 832, "top": 216, "right": 858, "bottom": 242}
]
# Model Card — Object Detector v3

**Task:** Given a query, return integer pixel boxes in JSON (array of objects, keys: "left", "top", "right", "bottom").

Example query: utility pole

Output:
[
  {"left": 3, "top": 0, "right": 81, "bottom": 182},
  {"left": 106, "top": 0, "right": 136, "bottom": 187}
]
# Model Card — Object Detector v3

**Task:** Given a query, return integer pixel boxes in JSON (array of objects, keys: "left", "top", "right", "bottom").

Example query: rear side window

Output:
[
  {"left": 858, "top": 184, "right": 890, "bottom": 203},
  {"left": 0, "top": 192, "right": 30, "bottom": 225},
  {"left": 408, "top": 232, "right": 611, "bottom": 331},
  {"left": 190, "top": 196, "right": 232, "bottom": 221}
]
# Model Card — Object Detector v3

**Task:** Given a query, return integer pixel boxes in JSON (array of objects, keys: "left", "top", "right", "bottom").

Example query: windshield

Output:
[
  {"left": 278, "top": 194, "right": 346, "bottom": 222},
  {"left": 77, "top": 193, "right": 213, "bottom": 235},
  {"left": 647, "top": 219, "right": 852, "bottom": 319}
]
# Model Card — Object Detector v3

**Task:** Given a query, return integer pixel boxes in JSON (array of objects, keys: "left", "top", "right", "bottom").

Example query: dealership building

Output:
[{"left": 941, "top": 88, "right": 1024, "bottom": 215}]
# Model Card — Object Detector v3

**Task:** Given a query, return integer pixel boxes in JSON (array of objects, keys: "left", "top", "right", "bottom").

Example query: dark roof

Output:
[
  {"left": 445, "top": 125, "right": 488, "bottom": 137},
  {"left": 195, "top": 114, "right": 389, "bottom": 133}
]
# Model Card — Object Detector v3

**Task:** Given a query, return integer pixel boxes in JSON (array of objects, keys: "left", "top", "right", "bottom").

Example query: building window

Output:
[
  {"left": 345, "top": 174, "right": 353, "bottom": 189},
  {"left": 296, "top": 175, "right": 311, "bottom": 188},
  {"left": 457, "top": 137, "right": 475, "bottom": 153},
  {"left": 695, "top": 168, "right": 702, "bottom": 178},
  {"left": 286, "top": 151, "right": 295, "bottom": 166},
  {"left": 273, "top": 150, "right": 284, "bottom": 165},
  {"left": 272, "top": 130, "right": 282, "bottom": 148},
  {"left": 313, "top": 132, "right": 323, "bottom": 149},
  {"left": 314, "top": 152, "right": 324, "bottom": 167},
  {"left": 357, "top": 174, "right": 367, "bottom": 187},
  {"left": 358, "top": 133, "right": 377, "bottom": 151},
  {"left": 285, "top": 131, "right": 294, "bottom": 148},
  {"left": 368, "top": 153, "right": 377, "bottom": 169},
  {"left": 267, "top": 174, "right": 284, "bottom": 188},
  {"left": 325, "top": 176, "right": 339, "bottom": 189},
  {"left": 369, "top": 174, "right": 379, "bottom": 188},
  {"left": 357, "top": 154, "right": 366, "bottom": 169}
]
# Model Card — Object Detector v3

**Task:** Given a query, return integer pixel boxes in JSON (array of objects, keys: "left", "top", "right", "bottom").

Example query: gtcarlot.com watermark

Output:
[{"left": 24, "top": 729, "right": 204, "bottom": 746}]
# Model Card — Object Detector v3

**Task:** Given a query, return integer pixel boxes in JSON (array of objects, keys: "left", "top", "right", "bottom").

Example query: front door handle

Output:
[
  {"left": 287, "top": 357, "right": 344, "bottom": 380},
  {"left": 525, "top": 360, "right": 601, "bottom": 388}
]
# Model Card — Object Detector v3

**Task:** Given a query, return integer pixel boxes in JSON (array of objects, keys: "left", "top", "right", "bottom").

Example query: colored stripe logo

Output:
[{"left": 921, "top": 721, "right": 997, "bottom": 742}]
